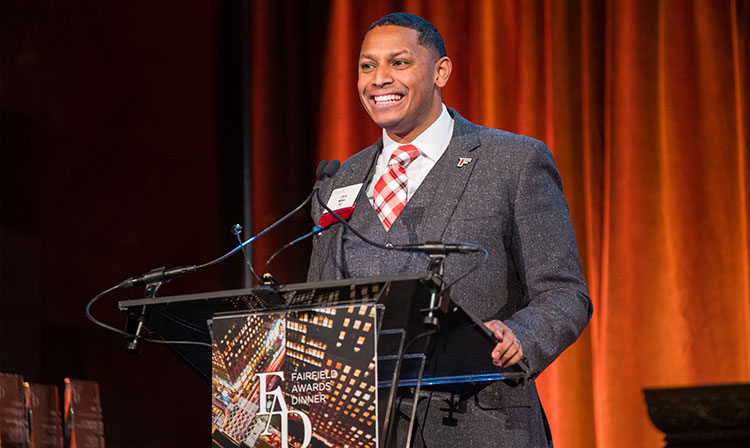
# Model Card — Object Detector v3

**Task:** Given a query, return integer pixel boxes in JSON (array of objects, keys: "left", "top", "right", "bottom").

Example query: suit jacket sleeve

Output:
[{"left": 501, "top": 140, "right": 592, "bottom": 377}]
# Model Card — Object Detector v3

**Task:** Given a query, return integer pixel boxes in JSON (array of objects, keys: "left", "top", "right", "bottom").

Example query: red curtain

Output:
[{"left": 250, "top": 1, "right": 750, "bottom": 446}]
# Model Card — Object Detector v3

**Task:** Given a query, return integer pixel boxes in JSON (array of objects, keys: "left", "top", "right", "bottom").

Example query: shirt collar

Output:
[{"left": 381, "top": 104, "right": 454, "bottom": 162}]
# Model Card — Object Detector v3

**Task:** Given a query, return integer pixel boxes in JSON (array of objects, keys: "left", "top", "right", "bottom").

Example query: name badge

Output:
[{"left": 318, "top": 183, "right": 362, "bottom": 227}]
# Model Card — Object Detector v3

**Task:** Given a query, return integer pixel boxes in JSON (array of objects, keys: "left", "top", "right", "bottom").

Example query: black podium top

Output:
[{"left": 118, "top": 272, "right": 528, "bottom": 384}]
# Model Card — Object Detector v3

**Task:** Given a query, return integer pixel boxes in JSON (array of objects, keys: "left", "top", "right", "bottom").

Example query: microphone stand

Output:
[
  {"left": 125, "top": 268, "right": 166, "bottom": 354},
  {"left": 421, "top": 244, "right": 450, "bottom": 330}
]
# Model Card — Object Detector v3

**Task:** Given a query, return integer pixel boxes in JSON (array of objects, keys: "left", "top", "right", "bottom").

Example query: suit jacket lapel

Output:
[{"left": 417, "top": 110, "right": 481, "bottom": 242}]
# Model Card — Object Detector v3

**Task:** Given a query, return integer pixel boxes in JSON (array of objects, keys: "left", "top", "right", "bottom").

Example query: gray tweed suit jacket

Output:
[{"left": 308, "top": 109, "right": 592, "bottom": 447}]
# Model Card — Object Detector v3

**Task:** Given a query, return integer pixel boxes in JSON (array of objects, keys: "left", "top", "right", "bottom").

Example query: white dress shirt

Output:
[{"left": 366, "top": 104, "right": 455, "bottom": 202}]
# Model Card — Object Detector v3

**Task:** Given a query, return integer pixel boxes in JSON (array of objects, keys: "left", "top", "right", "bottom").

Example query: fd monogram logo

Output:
[{"left": 255, "top": 372, "right": 312, "bottom": 448}]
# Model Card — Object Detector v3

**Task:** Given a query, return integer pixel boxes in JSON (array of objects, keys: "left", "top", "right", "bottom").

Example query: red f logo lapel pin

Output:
[{"left": 457, "top": 157, "right": 472, "bottom": 167}]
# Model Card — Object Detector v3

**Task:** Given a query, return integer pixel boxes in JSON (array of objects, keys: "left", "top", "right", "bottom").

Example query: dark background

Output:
[{"left": 1, "top": 1, "right": 328, "bottom": 445}]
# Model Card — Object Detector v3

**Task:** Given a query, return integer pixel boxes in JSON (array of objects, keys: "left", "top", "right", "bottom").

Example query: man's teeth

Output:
[{"left": 373, "top": 94, "right": 403, "bottom": 104}]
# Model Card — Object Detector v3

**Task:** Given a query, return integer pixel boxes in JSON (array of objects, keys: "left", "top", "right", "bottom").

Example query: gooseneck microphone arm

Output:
[
  {"left": 117, "top": 161, "right": 337, "bottom": 290},
  {"left": 315, "top": 188, "right": 393, "bottom": 251},
  {"left": 87, "top": 159, "right": 343, "bottom": 350},
  {"left": 231, "top": 223, "right": 262, "bottom": 284},
  {"left": 314, "top": 188, "right": 483, "bottom": 257},
  {"left": 259, "top": 160, "right": 342, "bottom": 280},
  {"left": 261, "top": 225, "right": 323, "bottom": 278}
]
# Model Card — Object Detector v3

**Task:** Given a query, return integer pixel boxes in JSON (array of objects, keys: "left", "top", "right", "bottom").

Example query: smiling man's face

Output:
[{"left": 357, "top": 25, "right": 451, "bottom": 143}]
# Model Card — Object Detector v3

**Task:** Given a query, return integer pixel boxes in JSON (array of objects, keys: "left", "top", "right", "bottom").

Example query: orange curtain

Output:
[{"left": 251, "top": 1, "right": 750, "bottom": 446}]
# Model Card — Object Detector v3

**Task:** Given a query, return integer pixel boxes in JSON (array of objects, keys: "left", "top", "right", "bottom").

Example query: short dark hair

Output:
[{"left": 368, "top": 12, "right": 447, "bottom": 58}]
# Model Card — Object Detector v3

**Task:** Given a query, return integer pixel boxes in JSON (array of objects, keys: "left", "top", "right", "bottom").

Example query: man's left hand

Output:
[{"left": 484, "top": 320, "right": 523, "bottom": 367}]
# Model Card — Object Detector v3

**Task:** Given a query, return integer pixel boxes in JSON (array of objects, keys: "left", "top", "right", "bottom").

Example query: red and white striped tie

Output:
[{"left": 373, "top": 144, "right": 421, "bottom": 231}]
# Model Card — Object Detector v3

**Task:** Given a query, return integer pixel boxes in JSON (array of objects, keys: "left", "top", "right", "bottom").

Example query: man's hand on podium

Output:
[{"left": 484, "top": 320, "right": 524, "bottom": 368}]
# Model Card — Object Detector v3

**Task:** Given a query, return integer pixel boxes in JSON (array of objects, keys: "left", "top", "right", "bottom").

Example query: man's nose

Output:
[{"left": 372, "top": 65, "right": 393, "bottom": 87}]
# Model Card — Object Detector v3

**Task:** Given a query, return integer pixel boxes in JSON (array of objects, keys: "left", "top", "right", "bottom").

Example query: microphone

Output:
[
  {"left": 119, "top": 265, "right": 197, "bottom": 288},
  {"left": 325, "top": 159, "right": 341, "bottom": 177},
  {"left": 317, "top": 159, "right": 329, "bottom": 177},
  {"left": 315, "top": 159, "right": 330, "bottom": 186},
  {"left": 313, "top": 159, "right": 340, "bottom": 190},
  {"left": 392, "top": 242, "right": 480, "bottom": 254}
]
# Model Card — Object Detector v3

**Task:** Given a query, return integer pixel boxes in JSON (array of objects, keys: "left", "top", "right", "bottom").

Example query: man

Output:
[{"left": 308, "top": 12, "right": 592, "bottom": 447}]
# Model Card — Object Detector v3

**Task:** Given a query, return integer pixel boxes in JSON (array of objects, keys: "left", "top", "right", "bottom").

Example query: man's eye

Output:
[
  {"left": 360, "top": 63, "right": 374, "bottom": 71},
  {"left": 393, "top": 60, "right": 408, "bottom": 66}
]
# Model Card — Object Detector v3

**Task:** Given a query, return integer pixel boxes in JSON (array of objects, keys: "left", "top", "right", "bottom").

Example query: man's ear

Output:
[{"left": 434, "top": 56, "right": 452, "bottom": 88}]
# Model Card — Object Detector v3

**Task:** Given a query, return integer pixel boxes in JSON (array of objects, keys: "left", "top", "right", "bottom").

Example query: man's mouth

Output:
[{"left": 372, "top": 94, "right": 404, "bottom": 105}]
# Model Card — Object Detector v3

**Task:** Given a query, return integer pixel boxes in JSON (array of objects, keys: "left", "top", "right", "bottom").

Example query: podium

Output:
[{"left": 118, "top": 272, "right": 528, "bottom": 447}]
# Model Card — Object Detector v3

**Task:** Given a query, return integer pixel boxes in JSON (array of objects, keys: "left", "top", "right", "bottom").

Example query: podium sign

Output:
[{"left": 211, "top": 304, "right": 380, "bottom": 448}]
